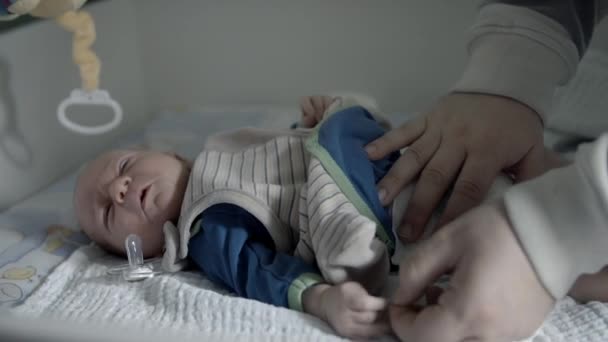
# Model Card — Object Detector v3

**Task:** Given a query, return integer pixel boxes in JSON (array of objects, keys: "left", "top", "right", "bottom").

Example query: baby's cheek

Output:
[{"left": 107, "top": 221, "right": 147, "bottom": 252}]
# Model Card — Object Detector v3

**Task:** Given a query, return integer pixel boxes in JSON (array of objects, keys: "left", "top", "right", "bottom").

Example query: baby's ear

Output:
[
  {"left": 169, "top": 152, "right": 187, "bottom": 163},
  {"left": 170, "top": 152, "right": 185, "bottom": 161}
]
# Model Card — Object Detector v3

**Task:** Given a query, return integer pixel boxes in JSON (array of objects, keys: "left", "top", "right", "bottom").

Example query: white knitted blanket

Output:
[
  {"left": 12, "top": 245, "right": 608, "bottom": 341},
  {"left": 11, "top": 245, "right": 346, "bottom": 341}
]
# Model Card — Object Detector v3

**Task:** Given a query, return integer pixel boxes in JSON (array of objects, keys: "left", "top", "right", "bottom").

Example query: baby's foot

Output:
[{"left": 303, "top": 281, "right": 390, "bottom": 339}]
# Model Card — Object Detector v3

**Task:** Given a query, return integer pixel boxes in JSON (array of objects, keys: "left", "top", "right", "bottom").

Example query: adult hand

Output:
[
  {"left": 366, "top": 93, "right": 547, "bottom": 242},
  {"left": 389, "top": 203, "right": 555, "bottom": 342}
]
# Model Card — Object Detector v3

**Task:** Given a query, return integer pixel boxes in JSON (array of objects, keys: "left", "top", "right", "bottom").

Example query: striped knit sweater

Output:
[{"left": 162, "top": 98, "right": 391, "bottom": 292}]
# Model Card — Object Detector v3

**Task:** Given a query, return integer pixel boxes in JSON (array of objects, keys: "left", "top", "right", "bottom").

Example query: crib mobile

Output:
[
  {"left": 1, "top": 1, "right": 159, "bottom": 282},
  {"left": 1, "top": 0, "right": 123, "bottom": 135}
]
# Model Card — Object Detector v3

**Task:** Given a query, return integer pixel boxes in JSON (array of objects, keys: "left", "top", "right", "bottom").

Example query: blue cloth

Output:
[
  {"left": 317, "top": 107, "right": 399, "bottom": 243},
  {"left": 188, "top": 204, "right": 320, "bottom": 309}
]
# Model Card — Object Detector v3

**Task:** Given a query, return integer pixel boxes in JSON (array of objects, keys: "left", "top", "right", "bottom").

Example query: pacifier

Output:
[{"left": 107, "top": 234, "right": 163, "bottom": 282}]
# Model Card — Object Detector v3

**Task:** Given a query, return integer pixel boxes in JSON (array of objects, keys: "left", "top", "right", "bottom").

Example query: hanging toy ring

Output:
[{"left": 57, "top": 88, "right": 123, "bottom": 135}]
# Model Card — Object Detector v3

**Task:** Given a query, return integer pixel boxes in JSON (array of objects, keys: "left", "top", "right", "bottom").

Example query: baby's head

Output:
[{"left": 74, "top": 149, "right": 191, "bottom": 258}]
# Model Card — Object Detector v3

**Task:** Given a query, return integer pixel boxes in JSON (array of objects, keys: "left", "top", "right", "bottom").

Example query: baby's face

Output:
[{"left": 74, "top": 149, "right": 190, "bottom": 257}]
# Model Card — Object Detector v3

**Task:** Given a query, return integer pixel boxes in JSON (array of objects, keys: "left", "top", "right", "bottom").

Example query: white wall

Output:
[
  {"left": 133, "top": 0, "right": 477, "bottom": 114},
  {"left": 0, "top": 0, "right": 148, "bottom": 209}
]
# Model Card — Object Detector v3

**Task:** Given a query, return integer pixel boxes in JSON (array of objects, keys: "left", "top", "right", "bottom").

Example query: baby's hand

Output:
[
  {"left": 569, "top": 266, "right": 608, "bottom": 303},
  {"left": 299, "top": 95, "right": 334, "bottom": 128},
  {"left": 303, "top": 282, "right": 390, "bottom": 339}
]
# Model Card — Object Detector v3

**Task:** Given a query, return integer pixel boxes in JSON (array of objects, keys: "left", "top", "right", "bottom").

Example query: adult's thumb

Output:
[
  {"left": 393, "top": 230, "right": 459, "bottom": 306},
  {"left": 512, "top": 145, "right": 569, "bottom": 182}
]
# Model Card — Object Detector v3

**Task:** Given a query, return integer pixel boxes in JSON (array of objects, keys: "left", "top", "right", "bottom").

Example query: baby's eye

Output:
[
  {"left": 119, "top": 157, "right": 130, "bottom": 174},
  {"left": 104, "top": 204, "right": 112, "bottom": 230}
]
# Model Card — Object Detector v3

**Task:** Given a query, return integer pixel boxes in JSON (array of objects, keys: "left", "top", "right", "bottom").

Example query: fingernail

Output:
[
  {"left": 365, "top": 144, "right": 376, "bottom": 155},
  {"left": 378, "top": 188, "right": 387, "bottom": 203},
  {"left": 398, "top": 224, "right": 412, "bottom": 242},
  {"left": 410, "top": 225, "right": 425, "bottom": 241}
]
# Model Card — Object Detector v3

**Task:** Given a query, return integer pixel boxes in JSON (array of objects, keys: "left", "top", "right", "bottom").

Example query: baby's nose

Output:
[{"left": 110, "top": 176, "right": 131, "bottom": 204}]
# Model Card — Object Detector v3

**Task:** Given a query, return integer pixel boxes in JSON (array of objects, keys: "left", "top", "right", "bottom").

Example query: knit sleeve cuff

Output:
[
  {"left": 452, "top": 4, "right": 579, "bottom": 122},
  {"left": 504, "top": 135, "right": 608, "bottom": 299},
  {"left": 287, "top": 273, "right": 324, "bottom": 312}
]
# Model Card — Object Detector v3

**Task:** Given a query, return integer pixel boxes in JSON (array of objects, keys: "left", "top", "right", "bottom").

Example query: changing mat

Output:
[
  {"left": 13, "top": 245, "right": 345, "bottom": 341},
  {"left": 0, "top": 172, "right": 90, "bottom": 309},
  {"left": 11, "top": 242, "right": 608, "bottom": 342}
]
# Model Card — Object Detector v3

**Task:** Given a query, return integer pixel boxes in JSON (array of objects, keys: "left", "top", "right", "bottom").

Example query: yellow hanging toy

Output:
[{"left": 0, "top": 0, "right": 123, "bottom": 135}]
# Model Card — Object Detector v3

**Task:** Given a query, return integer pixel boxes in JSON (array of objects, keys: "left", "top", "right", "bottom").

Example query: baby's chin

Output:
[
  {"left": 139, "top": 230, "right": 165, "bottom": 258},
  {"left": 103, "top": 237, "right": 162, "bottom": 259},
  {"left": 143, "top": 243, "right": 164, "bottom": 258}
]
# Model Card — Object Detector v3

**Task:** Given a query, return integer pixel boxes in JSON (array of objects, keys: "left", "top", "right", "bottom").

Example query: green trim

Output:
[
  {"left": 304, "top": 113, "right": 395, "bottom": 254},
  {"left": 190, "top": 218, "right": 201, "bottom": 237},
  {"left": 287, "top": 273, "right": 323, "bottom": 312}
]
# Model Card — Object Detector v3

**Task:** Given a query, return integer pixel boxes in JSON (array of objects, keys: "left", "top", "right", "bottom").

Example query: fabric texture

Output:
[
  {"left": 187, "top": 204, "right": 322, "bottom": 311},
  {"left": 485, "top": 0, "right": 605, "bottom": 54},
  {"left": 295, "top": 158, "right": 390, "bottom": 294},
  {"left": 163, "top": 95, "right": 398, "bottom": 294},
  {"left": 0, "top": 0, "right": 17, "bottom": 16},
  {"left": 314, "top": 106, "right": 400, "bottom": 247},
  {"left": 162, "top": 131, "right": 310, "bottom": 272},
  {"left": 12, "top": 244, "right": 608, "bottom": 342},
  {"left": 12, "top": 245, "right": 347, "bottom": 341},
  {"left": 505, "top": 134, "right": 608, "bottom": 299},
  {"left": 549, "top": 17, "right": 608, "bottom": 138},
  {"left": 452, "top": 3, "right": 580, "bottom": 120}
]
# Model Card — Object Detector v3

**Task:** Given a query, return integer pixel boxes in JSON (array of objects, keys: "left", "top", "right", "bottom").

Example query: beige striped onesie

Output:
[{"left": 162, "top": 100, "right": 391, "bottom": 293}]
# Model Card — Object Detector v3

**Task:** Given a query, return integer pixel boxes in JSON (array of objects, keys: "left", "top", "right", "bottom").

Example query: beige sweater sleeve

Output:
[
  {"left": 452, "top": 3, "right": 579, "bottom": 121},
  {"left": 504, "top": 134, "right": 608, "bottom": 299}
]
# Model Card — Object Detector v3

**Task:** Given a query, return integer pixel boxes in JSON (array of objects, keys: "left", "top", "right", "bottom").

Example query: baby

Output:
[
  {"left": 74, "top": 94, "right": 608, "bottom": 339},
  {"left": 75, "top": 95, "right": 404, "bottom": 339}
]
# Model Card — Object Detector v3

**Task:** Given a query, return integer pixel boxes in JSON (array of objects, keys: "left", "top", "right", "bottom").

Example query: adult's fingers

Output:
[
  {"left": 389, "top": 304, "right": 466, "bottom": 342},
  {"left": 365, "top": 115, "right": 426, "bottom": 160},
  {"left": 352, "top": 310, "right": 381, "bottom": 324},
  {"left": 425, "top": 286, "right": 444, "bottom": 305},
  {"left": 437, "top": 159, "right": 499, "bottom": 227},
  {"left": 347, "top": 321, "right": 391, "bottom": 340},
  {"left": 397, "top": 143, "right": 466, "bottom": 242},
  {"left": 512, "top": 145, "right": 568, "bottom": 182},
  {"left": 393, "top": 229, "right": 458, "bottom": 306},
  {"left": 350, "top": 293, "right": 388, "bottom": 311},
  {"left": 375, "top": 129, "right": 441, "bottom": 206}
]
